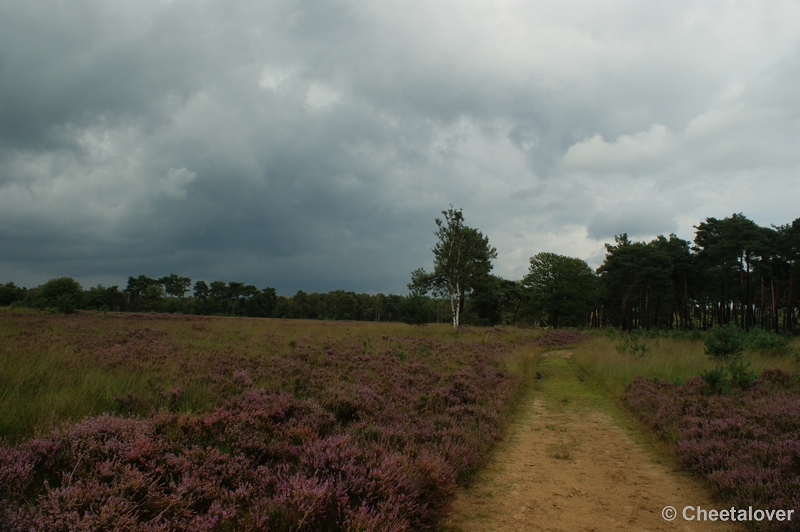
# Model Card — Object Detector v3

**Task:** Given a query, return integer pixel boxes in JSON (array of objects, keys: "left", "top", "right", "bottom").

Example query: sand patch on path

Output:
[{"left": 443, "top": 351, "right": 741, "bottom": 532}]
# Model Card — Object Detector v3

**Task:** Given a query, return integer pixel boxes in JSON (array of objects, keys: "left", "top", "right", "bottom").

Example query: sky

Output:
[{"left": 1, "top": 0, "right": 799, "bottom": 295}]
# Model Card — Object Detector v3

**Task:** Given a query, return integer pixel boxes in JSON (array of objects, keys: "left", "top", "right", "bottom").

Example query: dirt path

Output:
[{"left": 442, "top": 351, "right": 743, "bottom": 532}]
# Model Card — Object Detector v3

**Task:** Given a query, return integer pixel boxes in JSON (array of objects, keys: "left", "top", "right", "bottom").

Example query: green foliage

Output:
[
  {"left": 746, "top": 326, "right": 791, "bottom": 356},
  {"left": 615, "top": 331, "right": 651, "bottom": 357},
  {"left": 83, "top": 284, "right": 126, "bottom": 311},
  {"left": 401, "top": 292, "right": 433, "bottom": 325},
  {"left": 704, "top": 324, "right": 746, "bottom": 358},
  {"left": 159, "top": 274, "right": 192, "bottom": 299},
  {"left": 463, "top": 274, "right": 523, "bottom": 326},
  {"left": 409, "top": 206, "right": 497, "bottom": 327},
  {"left": 700, "top": 358, "right": 757, "bottom": 395},
  {"left": 728, "top": 358, "right": 757, "bottom": 390},
  {"left": 0, "top": 281, "right": 27, "bottom": 306},
  {"left": 597, "top": 233, "right": 693, "bottom": 331},
  {"left": 670, "top": 328, "right": 704, "bottom": 341},
  {"left": 55, "top": 294, "right": 77, "bottom": 314},
  {"left": 32, "top": 277, "right": 83, "bottom": 313},
  {"left": 522, "top": 252, "right": 596, "bottom": 328}
]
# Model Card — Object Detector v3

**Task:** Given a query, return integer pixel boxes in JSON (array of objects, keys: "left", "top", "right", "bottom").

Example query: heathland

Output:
[
  {"left": 0, "top": 309, "right": 581, "bottom": 530},
  {"left": 2, "top": 309, "right": 800, "bottom": 530}
]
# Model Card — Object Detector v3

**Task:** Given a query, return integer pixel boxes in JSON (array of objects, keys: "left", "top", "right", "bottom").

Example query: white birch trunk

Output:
[{"left": 451, "top": 281, "right": 460, "bottom": 328}]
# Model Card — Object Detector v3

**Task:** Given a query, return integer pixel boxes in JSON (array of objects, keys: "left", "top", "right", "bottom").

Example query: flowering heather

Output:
[
  {"left": 527, "top": 329, "right": 589, "bottom": 349},
  {"left": 0, "top": 312, "right": 529, "bottom": 530},
  {"left": 625, "top": 370, "right": 800, "bottom": 531}
]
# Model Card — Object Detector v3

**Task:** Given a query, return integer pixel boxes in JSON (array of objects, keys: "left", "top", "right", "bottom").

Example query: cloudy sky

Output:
[{"left": 2, "top": 1, "right": 799, "bottom": 294}]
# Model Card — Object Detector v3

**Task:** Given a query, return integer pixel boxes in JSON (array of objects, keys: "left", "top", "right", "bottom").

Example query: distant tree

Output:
[
  {"left": 356, "top": 293, "right": 372, "bottom": 321},
  {"left": 228, "top": 282, "right": 245, "bottom": 314},
  {"left": 523, "top": 253, "right": 596, "bottom": 328},
  {"left": 83, "top": 284, "right": 125, "bottom": 311},
  {"left": 274, "top": 295, "right": 291, "bottom": 318},
  {"left": 464, "top": 274, "right": 519, "bottom": 326},
  {"left": 209, "top": 281, "right": 229, "bottom": 314},
  {"left": 694, "top": 214, "right": 771, "bottom": 330},
  {"left": 125, "top": 275, "right": 160, "bottom": 311},
  {"left": 33, "top": 277, "right": 83, "bottom": 313},
  {"left": 241, "top": 285, "right": 258, "bottom": 316},
  {"left": 774, "top": 218, "right": 800, "bottom": 331},
  {"left": 159, "top": 274, "right": 192, "bottom": 304},
  {"left": 288, "top": 290, "right": 309, "bottom": 319},
  {"left": 410, "top": 207, "right": 497, "bottom": 328},
  {"left": 0, "top": 282, "right": 27, "bottom": 306},
  {"left": 246, "top": 286, "right": 277, "bottom": 317},
  {"left": 401, "top": 292, "right": 434, "bottom": 325},
  {"left": 325, "top": 290, "right": 358, "bottom": 320},
  {"left": 371, "top": 293, "right": 385, "bottom": 321},
  {"left": 193, "top": 280, "right": 209, "bottom": 300},
  {"left": 382, "top": 294, "right": 404, "bottom": 322},
  {"left": 306, "top": 292, "right": 322, "bottom": 319}
]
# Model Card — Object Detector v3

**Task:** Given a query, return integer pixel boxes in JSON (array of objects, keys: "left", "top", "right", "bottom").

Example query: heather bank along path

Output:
[{"left": 443, "top": 350, "right": 742, "bottom": 532}]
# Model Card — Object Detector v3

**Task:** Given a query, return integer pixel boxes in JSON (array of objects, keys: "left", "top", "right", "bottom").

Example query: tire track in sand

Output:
[{"left": 442, "top": 350, "right": 743, "bottom": 532}]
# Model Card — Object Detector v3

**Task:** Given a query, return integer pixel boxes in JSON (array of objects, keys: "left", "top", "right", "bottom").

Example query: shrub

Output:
[
  {"left": 699, "top": 359, "right": 757, "bottom": 395},
  {"left": 615, "top": 330, "right": 650, "bottom": 357},
  {"left": 746, "top": 327, "right": 791, "bottom": 357},
  {"left": 699, "top": 366, "right": 730, "bottom": 395},
  {"left": 727, "top": 358, "right": 757, "bottom": 390},
  {"left": 703, "top": 324, "right": 745, "bottom": 358}
]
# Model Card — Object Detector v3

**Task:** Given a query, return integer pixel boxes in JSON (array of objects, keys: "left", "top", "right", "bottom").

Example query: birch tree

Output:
[{"left": 409, "top": 207, "right": 497, "bottom": 328}]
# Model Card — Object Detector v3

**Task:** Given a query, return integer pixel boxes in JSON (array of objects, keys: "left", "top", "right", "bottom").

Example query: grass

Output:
[
  {"left": 0, "top": 308, "right": 541, "bottom": 441},
  {"left": 571, "top": 330, "right": 800, "bottom": 400},
  {"left": 1, "top": 310, "right": 579, "bottom": 530},
  {"left": 535, "top": 351, "right": 609, "bottom": 413}
]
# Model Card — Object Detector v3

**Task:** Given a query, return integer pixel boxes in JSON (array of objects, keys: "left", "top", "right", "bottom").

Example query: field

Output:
[
  {"left": 3, "top": 310, "right": 800, "bottom": 531},
  {"left": 0, "top": 309, "right": 582, "bottom": 531}
]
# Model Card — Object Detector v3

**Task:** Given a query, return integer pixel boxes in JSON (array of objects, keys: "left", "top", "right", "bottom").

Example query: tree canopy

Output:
[
  {"left": 409, "top": 207, "right": 497, "bottom": 328},
  {"left": 522, "top": 252, "right": 596, "bottom": 328}
]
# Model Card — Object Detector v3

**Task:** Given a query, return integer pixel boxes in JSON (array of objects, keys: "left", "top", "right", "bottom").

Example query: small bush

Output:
[
  {"left": 728, "top": 358, "right": 757, "bottom": 390},
  {"left": 703, "top": 324, "right": 745, "bottom": 358},
  {"left": 746, "top": 327, "right": 791, "bottom": 357},
  {"left": 699, "top": 358, "right": 757, "bottom": 395},
  {"left": 615, "top": 330, "right": 650, "bottom": 357},
  {"left": 55, "top": 293, "right": 77, "bottom": 314},
  {"left": 699, "top": 366, "right": 730, "bottom": 395},
  {"left": 670, "top": 328, "right": 703, "bottom": 341}
]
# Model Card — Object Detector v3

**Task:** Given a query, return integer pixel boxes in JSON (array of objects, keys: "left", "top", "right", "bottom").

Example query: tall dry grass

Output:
[{"left": 572, "top": 330, "right": 800, "bottom": 399}]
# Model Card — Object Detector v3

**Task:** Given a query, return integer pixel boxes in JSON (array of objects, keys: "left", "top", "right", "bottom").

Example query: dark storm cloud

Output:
[{"left": 1, "top": 1, "right": 800, "bottom": 292}]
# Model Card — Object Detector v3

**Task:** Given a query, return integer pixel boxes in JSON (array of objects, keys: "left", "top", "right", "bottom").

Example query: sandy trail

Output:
[{"left": 443, "top": 351, "right": 742, "bottom": 532}]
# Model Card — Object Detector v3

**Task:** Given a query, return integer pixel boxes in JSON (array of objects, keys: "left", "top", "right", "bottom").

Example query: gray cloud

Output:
[
  {"left": 1, "top": 1, "right": 800, "bottom": 293},
  {"left": 587, "top": 202, "right": 678, "bottom": 241}
]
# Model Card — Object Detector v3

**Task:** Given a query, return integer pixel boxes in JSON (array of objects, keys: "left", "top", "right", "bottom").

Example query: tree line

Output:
[
  {"left": 2, "top": 210, "right": 799, "bottom": 332},
  {"left": 0, "top": 275, "right": 451, "bottom": 323},
  {"left": 406, "top": 208, "right": 800, "bottom": 332},
  {"left": 596, "top": 214, "right": 800, "bottom": 332}
]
